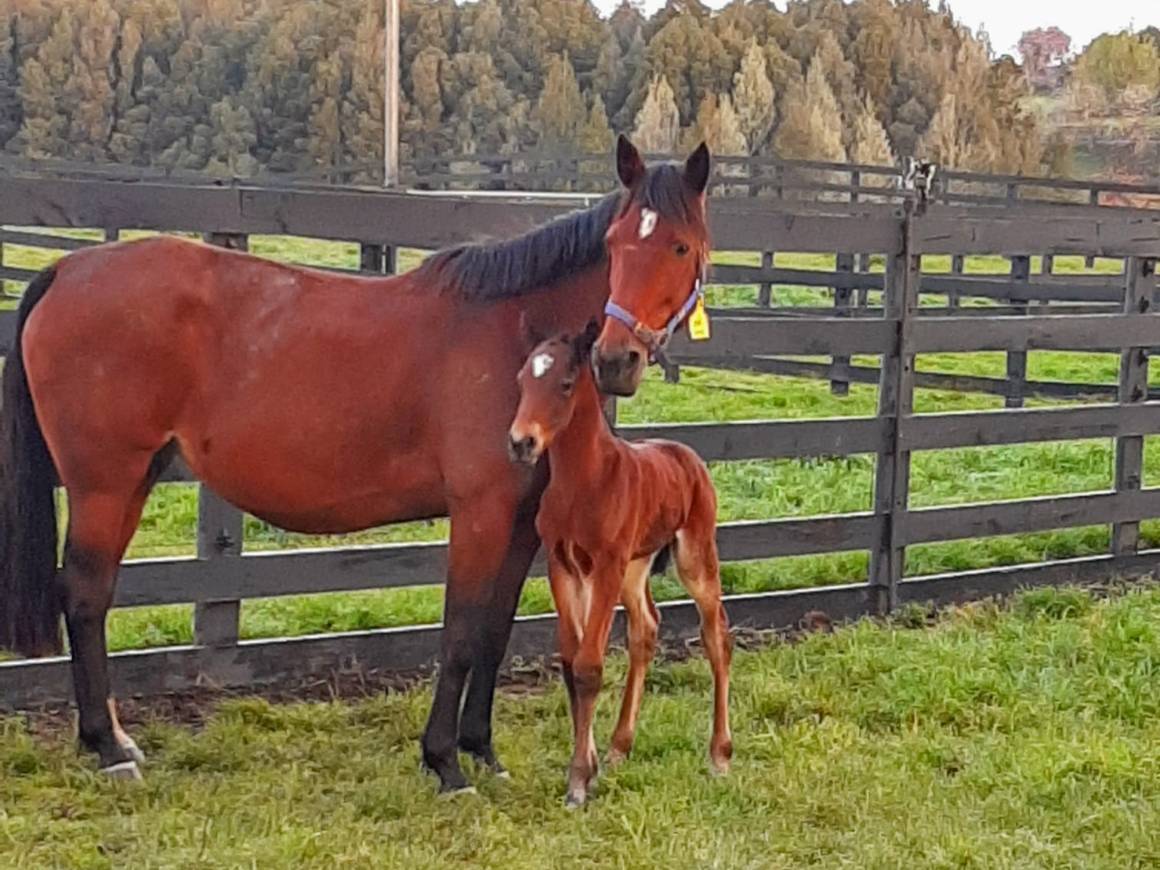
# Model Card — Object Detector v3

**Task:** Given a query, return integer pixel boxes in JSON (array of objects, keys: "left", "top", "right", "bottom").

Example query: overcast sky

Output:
[{"left": 592, "top": 1, "right": 1155, "bottom": 58}]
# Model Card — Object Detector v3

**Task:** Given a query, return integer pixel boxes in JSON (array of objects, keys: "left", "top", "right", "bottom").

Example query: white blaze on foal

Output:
[
  {"left": 638, "top": 208, "right": 658, "bottom": 239},
  {"left": 532, "top": 353, "right": 555, "bottom": 378}
]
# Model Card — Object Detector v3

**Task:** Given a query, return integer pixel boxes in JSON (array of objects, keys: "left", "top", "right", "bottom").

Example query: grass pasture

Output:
[
  {"left": 0, "top": 231, "right": 1152, "bottom": 649},
  {"left": 2, "top": 584, "right": 1159, "bottom": 867}
]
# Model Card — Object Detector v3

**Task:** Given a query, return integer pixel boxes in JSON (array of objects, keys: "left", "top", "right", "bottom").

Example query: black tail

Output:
[{"left": 0, "top": 266, "right": 62, "bottom": 656}]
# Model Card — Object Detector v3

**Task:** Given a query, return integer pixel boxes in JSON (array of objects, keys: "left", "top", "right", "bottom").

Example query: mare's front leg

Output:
[
  {"left": 564, "top": 559, "right": 623, "bottom": 808},
  {"left": 456, "top": 499, "right": 542, "bottom": 776},
  {"left": 421, "top": 494, "right": 517, "bottom": 794}
]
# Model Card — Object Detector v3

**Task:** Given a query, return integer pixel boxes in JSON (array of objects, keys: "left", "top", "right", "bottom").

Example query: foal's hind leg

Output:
[
  {"left": 607, "top": 556, "right": 659, "bottom": 766},
  {"left": 61, "top": 469, "right": 155, "bottom": 778},
  {"left": 674, "top": 529, "right": 733, "bottom": 774}
]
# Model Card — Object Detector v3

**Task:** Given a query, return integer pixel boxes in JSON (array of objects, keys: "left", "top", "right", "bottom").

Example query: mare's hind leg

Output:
[
  {"left": 607, "top": 556, "right": 659, "bottom": 766},
  {"left": 62, "top": 464, "right": 156, "bottom": 778},
  {"left": 674, "top": 528, "right": 733, "bottom": 774},
  {"left": 457, "top": 505, "right": 541, "bottom": 776}
]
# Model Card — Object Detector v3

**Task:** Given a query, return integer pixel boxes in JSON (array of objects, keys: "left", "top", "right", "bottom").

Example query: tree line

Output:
[{"left": 0, "top": 0, "right": 1053, "bottom": 182}]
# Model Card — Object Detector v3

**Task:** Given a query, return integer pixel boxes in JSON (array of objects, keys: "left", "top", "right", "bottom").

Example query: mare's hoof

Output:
[
  {"left": 101, "top": 760, "right": 143, "bottom": 781},
  {"left": 438, "top": 785, "right": 478, "bottom": 800},
  {"left": 121, "top": 738, "right": 146, "bottom": 767}
]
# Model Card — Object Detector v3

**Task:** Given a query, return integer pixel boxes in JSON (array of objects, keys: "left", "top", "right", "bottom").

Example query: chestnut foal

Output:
[{"left": 509, "top": 321, "right": 732, "bottom": 807}]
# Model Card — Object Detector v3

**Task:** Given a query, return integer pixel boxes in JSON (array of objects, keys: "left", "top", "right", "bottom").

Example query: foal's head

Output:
[
  {"left": 508, "top": 319, "right": 601, "bottom": 465},
  {"left": 592, "top": 135, "right": 713, "bottom": 397}
]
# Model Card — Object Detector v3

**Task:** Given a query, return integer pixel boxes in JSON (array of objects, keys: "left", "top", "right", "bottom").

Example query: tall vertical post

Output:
[
  {"left": 196, "top": 233, "right": 248, "bottom": 648},
  {"left": 1112, "top": 257, "right": 1154, "bottom": 556},
  {"left": 869, "top": 207, "right": 920, "bottom": 614},
  {"left": 384, "top": 0, "right": 400, "bottom": 188},
  {"left": 1005, "top": 255, "right": 1031, "bottom": 409},
  {"left": 831, "top": 253, "right": 854, "bottom": 396}
]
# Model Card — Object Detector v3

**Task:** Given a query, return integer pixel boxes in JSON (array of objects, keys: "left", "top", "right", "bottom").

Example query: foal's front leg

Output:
[{"left": 563, "top": 561, "right": 622, "bottom": 808}]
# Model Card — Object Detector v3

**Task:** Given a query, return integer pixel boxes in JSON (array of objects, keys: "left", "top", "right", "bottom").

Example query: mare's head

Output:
[
  {"left": 508, "top": 319, "right": 601, "bottom": 465},
  {"left": 593, "top": 135, "right": 712, "bottom": 397}
]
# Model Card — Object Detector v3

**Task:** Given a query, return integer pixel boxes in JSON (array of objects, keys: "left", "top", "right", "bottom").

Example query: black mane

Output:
[{"left": 419, "top": 163, "right": 696, "bottom": 302}]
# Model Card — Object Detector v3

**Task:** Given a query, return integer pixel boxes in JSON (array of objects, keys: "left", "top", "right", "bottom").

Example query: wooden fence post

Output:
[
  {"left": 1112, "top": 257, "right": 1155, "bottom": 555},
  {"left": 195, "top": 232, "right": 248, "bottom": 648},
  {"left": 831, "top": 253, "right": 854, "bottom": 395},
  {"left": 194, "top": 487, "right": 245, "bottom": 647},
  {"left": 758, "top": 250, "right": 774, "bottom": 307},
  {"left": 360, "top": 243, "right": 385, "bottom": 273},
  {"left": 869, "top": 215, "right": 919, "bottom": 614},
  {"left": 1005, "top": 255, "right": 1031, "bottom": 409},
  {"left": 948, "top": 254, "right": 964, "bottom": 309}
]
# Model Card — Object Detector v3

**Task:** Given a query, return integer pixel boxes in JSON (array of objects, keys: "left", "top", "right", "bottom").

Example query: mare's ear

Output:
[
  {"left": 684, "top": 141, "right": 711, "bottom": 196},
  {"left": 574, "top": 317, "right": 601, "bottom": 361},
  {"left": 617, "top": 134, "right": 646, "bottom": 189},
  {"left": 518, "top": 311, "right": 546, "bottom": 352}
]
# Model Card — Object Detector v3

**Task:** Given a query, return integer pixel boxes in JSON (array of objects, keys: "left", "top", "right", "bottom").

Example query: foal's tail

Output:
[{"left": 0, "top": 266, "right": 63, "bottom": 656}]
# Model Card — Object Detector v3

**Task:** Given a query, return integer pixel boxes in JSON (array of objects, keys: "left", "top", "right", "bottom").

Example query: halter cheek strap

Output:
[{"left": 603, "top": 262, "right": 707, "bottom": 355}]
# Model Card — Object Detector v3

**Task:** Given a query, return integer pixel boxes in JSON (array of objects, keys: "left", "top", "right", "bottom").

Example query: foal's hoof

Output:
[
  {"left": 101, "top": 760, "right": 143, "bottom": 781},
  {"left": 605, "top": 748, "right": 628, "bottom": 768},
  {"left": 564, "top": 790, "right": 587, "bottom": 810},
  {"left": 710, "top": 754, "right": 732, "bottom": 777}
]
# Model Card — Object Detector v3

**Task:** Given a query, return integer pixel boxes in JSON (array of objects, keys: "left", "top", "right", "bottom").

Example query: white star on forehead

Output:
[
  {"left": 531, "top": 353, "right": 554, "bottom": 378},
  {"left": 639, "top": 208, "right": 658, "bottom": 239}
]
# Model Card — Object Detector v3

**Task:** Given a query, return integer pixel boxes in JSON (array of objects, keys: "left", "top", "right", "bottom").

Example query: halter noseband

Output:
[{"left": 603, "top": 258, "right": 708, "bottom": 382}]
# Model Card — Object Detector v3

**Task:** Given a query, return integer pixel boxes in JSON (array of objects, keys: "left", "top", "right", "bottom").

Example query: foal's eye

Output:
[
  {"left": 674, "top": 243, "right": 690, "bottom": 257},
  {"left": 561, "top": 379, "right": 576, "bottom": 396}
]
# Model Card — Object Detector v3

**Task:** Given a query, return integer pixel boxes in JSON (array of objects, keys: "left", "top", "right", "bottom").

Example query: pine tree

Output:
[
  {"left": 342, "top": 0, "right": 385, "bottom": 180},
  {"left": 534, "top": 52, "right": 586, "bottom": 148},
  {"left": 67, "top": 0, "right": 120, "bottom": 161},
  {"left": 773, "top": 59, "right": 846, "bottom": 163},
  {"left": 732, "top": 39, "right": 775, "bottom": 154},
  {"left": 308, "top": 50, "right": 344, "bottom": 176},
  {"left": 577, "top": 93, "right": 613, "bottom": 153},
  {"left": 592, "top": 37, "right": 627, "bottom": 123},
  {"left": 15, "top": 5, "right": 75, "bottom": 159},
  {"left": 205, "top": 95, "right": 258, "bottom": 177},
  {"left": 632, "top": 74, "right": 680, "bottom": 154},
  {"left": 917, "top": 91, "right": 966, "bottom": 167},
  {"left": 682, "top": 92, "right": 746, "bottom": 157},
  {"left": 848, "top": 93, "right": 895, "bottom": 167},
  {"left": 0, "top": 1, "right": 20, "bottom": 149}
]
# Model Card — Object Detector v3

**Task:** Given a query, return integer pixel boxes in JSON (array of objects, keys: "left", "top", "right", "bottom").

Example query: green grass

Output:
[
  {"left": 3, "top": 585, "right": 1160, "bottom": 867},
  {"left": 1, "top": 232, "right": 1151, "bottom": 652}
]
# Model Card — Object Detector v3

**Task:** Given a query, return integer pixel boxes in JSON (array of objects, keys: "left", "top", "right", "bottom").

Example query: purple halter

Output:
[{"left": 603, "top": 260, "right": 707, "bottom": 356}]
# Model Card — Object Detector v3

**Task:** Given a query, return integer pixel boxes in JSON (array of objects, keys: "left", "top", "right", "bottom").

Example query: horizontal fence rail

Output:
[
  {"left": 2, "top": 176, "right": 1160, "bottom": 706},
  {"left": 8, "top": 152, "right": 1160, "bottom": 210}
]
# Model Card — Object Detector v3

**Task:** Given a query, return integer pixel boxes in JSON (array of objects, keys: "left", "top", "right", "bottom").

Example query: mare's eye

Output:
[{"left": 674, "top": 243, "right": 690, "bottom": 256}]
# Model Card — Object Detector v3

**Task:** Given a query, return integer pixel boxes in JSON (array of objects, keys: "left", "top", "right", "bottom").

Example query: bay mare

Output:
[{"left": 0, "top": 136, "right": 712, "bottom": 791}]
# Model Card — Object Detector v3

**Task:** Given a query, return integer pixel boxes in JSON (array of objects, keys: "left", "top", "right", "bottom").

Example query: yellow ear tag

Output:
[{"left": 687, "top": 297, "right": 710, "bottom": 341}]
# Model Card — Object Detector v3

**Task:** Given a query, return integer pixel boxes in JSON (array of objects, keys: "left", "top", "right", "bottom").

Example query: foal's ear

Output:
[
  {"left": 684, "top": 141, "right": 711, "bottom": 196},
  {"left": 575, "top": 317, "right": 601, "bottom": 360},
  {"left": 616, "top": 134, "right": 646, "bottom": 189},
  {"left": 518, "top": 311, "right": 546, "bottom": 351}
]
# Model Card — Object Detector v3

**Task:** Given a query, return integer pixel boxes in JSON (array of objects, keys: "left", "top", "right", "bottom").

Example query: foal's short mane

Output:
[{"left": 420, "top": 163, "right": 699, "bottom": 302}]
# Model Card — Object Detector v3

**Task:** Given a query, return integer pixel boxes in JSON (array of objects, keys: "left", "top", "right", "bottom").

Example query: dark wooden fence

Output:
[
  {"left": 2, "top": 174, "right": 1160, "bottom": 707},
  {"left": 7, "top": 150, "right": 1160, "bottom": 209}
]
